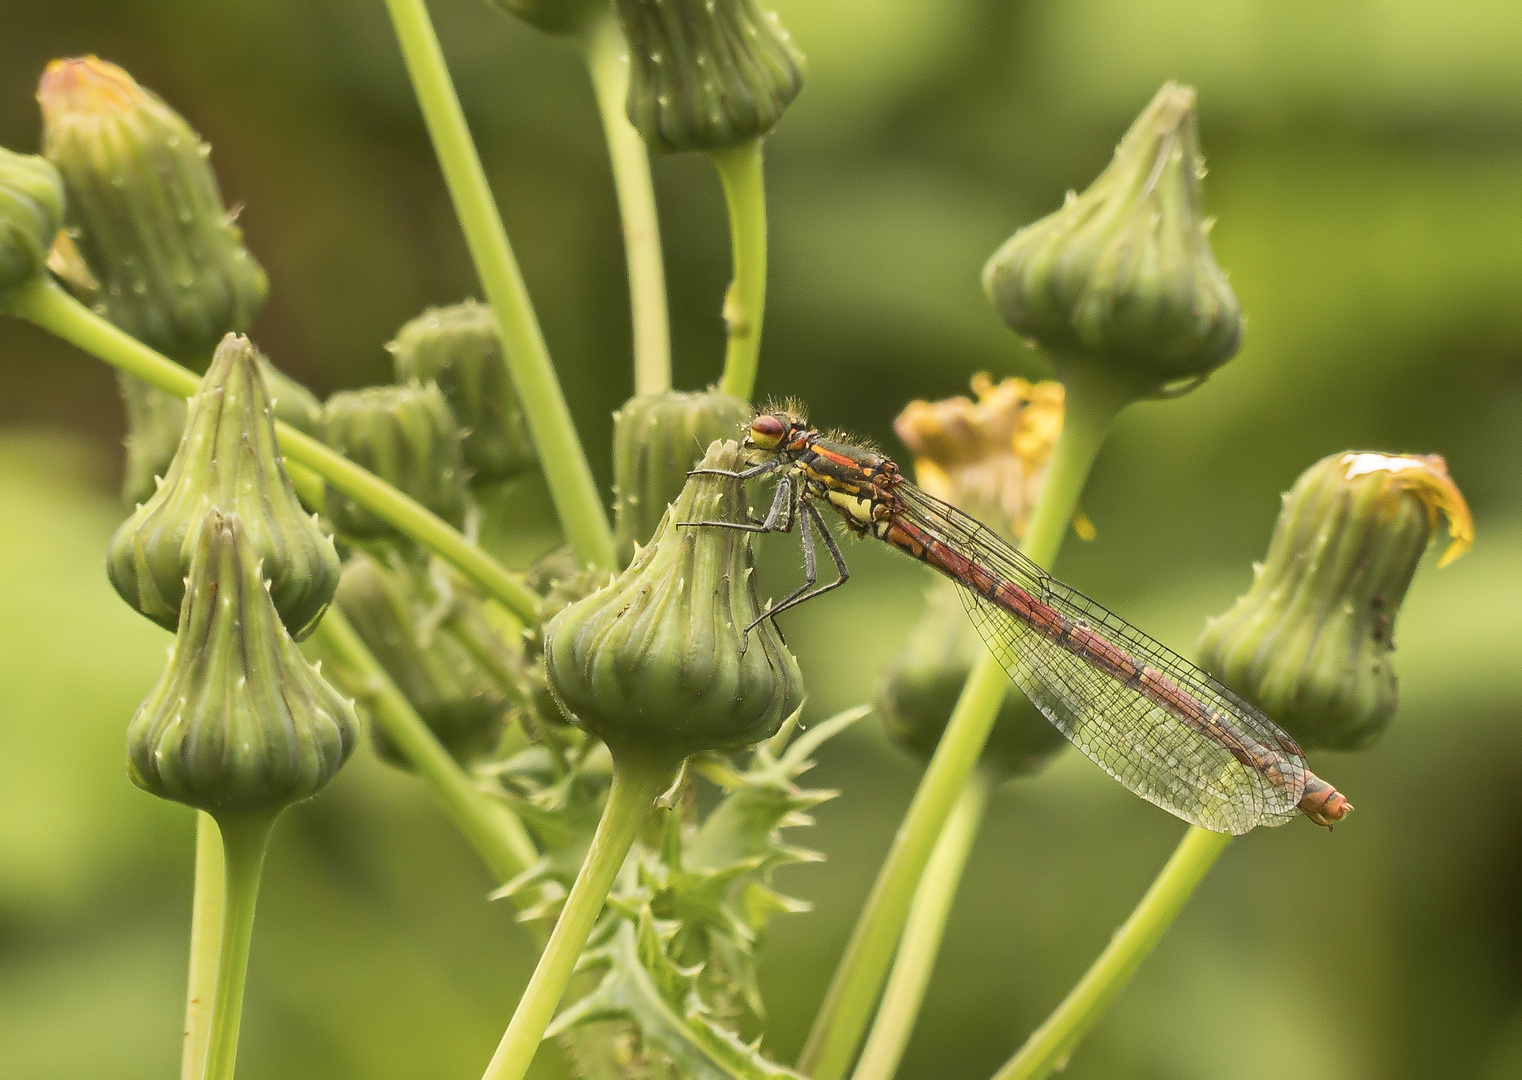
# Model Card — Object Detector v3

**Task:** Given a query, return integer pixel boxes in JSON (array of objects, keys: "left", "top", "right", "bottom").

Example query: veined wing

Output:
[{"left": 893, "top": 483, "right": 1306, "bottom": 835}]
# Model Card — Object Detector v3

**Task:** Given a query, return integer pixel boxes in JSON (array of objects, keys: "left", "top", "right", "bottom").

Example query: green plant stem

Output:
[
  {"left": 850, "top": 769, "right": 994, "bottom": 1080},
  {"left": 313, "top": 608, "right": 538, "bottom": 882},
  {"left": 200, "top": 812, "right": 278, "bottom": 1080},
  {"left": 480, "top": 747, "right": 683, "bottom": 1080},
  {"left": 991, "top": 826, "right": 1233, "bottom": 1080},
  {"left": 382, "top": 0, "right": 615, "bottom": 571},
  {"left": 4, "top": 277, "right": 542, "bottom": 625},
  {"left": 181, "top": 811, "right": 224, "bottom": 1080},
  {"left": 581, "top": 16, "right": 670, "bottom": 397},
  {"left": 797, "top": 367, "right": 1131, "bottom": 1080},
  {"left": 712, "top": 139, "right": 767, "bottom": 401}
]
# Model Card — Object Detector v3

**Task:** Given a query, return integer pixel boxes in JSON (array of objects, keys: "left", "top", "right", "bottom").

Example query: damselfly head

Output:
[{"left": 746, "top": 412, "right": 793, "bottom": 451}]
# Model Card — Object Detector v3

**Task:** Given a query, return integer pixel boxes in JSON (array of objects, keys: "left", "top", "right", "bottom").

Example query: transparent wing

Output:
[{"left": 895, "top": 484, "right": 1306, "bottom": 834}]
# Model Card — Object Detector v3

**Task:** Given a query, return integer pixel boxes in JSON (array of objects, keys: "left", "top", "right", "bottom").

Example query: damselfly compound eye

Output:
[{"left": 749, "top": 414, "right": 787, "bottom": 449}]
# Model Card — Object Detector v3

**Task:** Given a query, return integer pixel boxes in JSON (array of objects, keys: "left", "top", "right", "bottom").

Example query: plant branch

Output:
[
  {"left": 581, "top": 16, "right": 670, "bottom": 396},
  {"left": 4, "top": 277, "right": 543, "bottom": 625},
  {"left": 383, "top": 0, "right": 616, "bottom": 571},
  {"left": 991, "top": 826, "right": 1233, "bottom": 1080},
  {"left": 200, "top": 812, "right": 278, "bottom": 1080},
  {"left": 797, "top": 368, "right": 1131, "bottom": 1080},
  {"left": 850, "top": 769, "right": 994, "bottom": 1080},
  {"left": 712, "top": 139, "right": 767, "bottom": 401},
  {"left": 181, "top": 812, "right": 225, "bottom": 1080},
  {"left": 480, "top": 747, "right": 683, "bottom": 1080}
]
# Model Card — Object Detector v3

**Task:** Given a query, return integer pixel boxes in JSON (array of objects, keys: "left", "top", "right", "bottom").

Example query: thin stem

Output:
[
  {"left": 200, "top": 813, "right": 278, "bottom": 1080},
  {"left": 581, "top": 16, "right": 671, "bottom": 396},
  {"left": 851, "top": 770, "right": 994, "bottom": 1080},
  {"left": 991, "top": 826, "right": 1233, "bottom": 1080},
  {"left": 313, "top": 608, "right": 538, "bottom": 882},
  {"left": 4, "top": 277, "right": 542, "bottom": 625},
  {"left": 797, "top": 371, "right": 1130, "bottom": 1080},
  {"left": 712, "top": 139, "right": 767, "bottom": 401},
  {"left": 181, "top": 811, "right": 225, "bottom": 1080},
  {"left": 480, "top": 747, "right": 682, "bottom": 1080},
  {"left": 382, "top": 0, "right": 616, "bottom": 571}
]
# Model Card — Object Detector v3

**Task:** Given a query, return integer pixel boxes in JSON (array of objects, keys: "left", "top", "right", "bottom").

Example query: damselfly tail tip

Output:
[{"left": 1298, "top": 773, "right": 1353, "bottom": 828}]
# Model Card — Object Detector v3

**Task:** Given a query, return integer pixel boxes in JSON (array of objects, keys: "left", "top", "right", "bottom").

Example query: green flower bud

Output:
[
  {"left": 319, "top": 384, "right": 468, "bottom": 544},
  {"left": 1199, "top": 452, "right": 1473, "bottom": 752},
  {"left": 983, "top": 83, "right": 1241, "bottom": 394},
  {"left": 546, "top": 440, "right": 803, "bottom": 758},
  {"left": 107, "top": 334, "right": 341, "bottom": 638},
  {"left": 118, "top": 372, "right": 187, "bottom": 508},
  {"left": 0, "top": 147, "right": 65, "bottom": 301},
  {"left": 39, "top": 56, "right": 267, "bottom": 367},
  {"left": 128, "top": 510, "right": 358, "bottom": 816},
  {"left": 334, "top": 554, "right": 522, "bottom": 766},
  {"left": 615, "top": 0, "right": 805, "bottom": 153},
  {"left": 878, "top": 578, "right": 1066, "bottom": 778},
  {"left": 387, "top": 301, "right": 535, "bottom": 484},
  {"left": 483, "top": 0, "right": 604, "bottom": 36},
  {"left": 612, "top": 390, "right": 751, "bottom": 567}
]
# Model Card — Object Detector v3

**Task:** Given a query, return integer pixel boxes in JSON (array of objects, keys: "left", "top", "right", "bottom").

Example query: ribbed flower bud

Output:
[
  {"left": 0, "top": 147, "right": 65, "bottom": 301},
  {"left": 614, "top": 0, "right": 805, "bottom": 153},
  {"left": 983, "top": 83, "right": 1241, "bottom": 394},
  {"left": 319, "top": 384, "right": 468, "bottom": 544},
  {"left": 1199, "top": 452, "right": 1473, "bottom": 751},
  {"left": 334, "top": 554, "right": 522, "bottom": 766},
  {"left": 612, "top": 390, "right": 751, "bottom": 566},
  {"left": 878, "top": 377, "right": 1069, "bottom": 775},
  {"left": 107, "top": 335, "right": 341, "bottom": 638},
  {"left": 38, "top": 56, "right": 267, "bottom": 366},
  {"left": 483, "top": 0, "right": 604, "bottom": 36},
  {"left": 387, "top": 301, "right": 535, "bottom": 484},
  {"left": 546, "top": 440, "right": 803, "bottom": 757},
  {"left": 127, "top": 510, "right": 358, "bottom": 816}
]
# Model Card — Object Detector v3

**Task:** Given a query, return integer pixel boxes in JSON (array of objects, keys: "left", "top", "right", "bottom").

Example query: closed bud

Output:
[
  {"left": 127, "top": 510, "right": 358, "bottom": 816},
  {"left": 0, "top": 147, "right": 65, "bottom": 301},
  {"left": 387, "top": 301, "right": 535, "bottom": 484},
  {"left": 320, "top": 384, "right": 468, "bottom": 544},
  {"left": 108, "top": 334, "right": 341, "bottom": 638},
  {"left": 1199, "top": 452, "right": 1473, "bottom": 751},
  {"left": 546, "top": 440, "right": 803, "bottom": 757},
  {"left": 983, "top": 83, "right": 1241, "bottom": 394},
  {"left": 483, "top": 0, "right": 604, "bottom": 36},
  {"left": 615, "top": 0, "right": 805, "bottom": 153},
  {"left": 612, "top": 389, "right": 751, "bottom": 566},
  {"left": 39, "top": 56, "right": 266, "bottom": 366},
  {"left": 334, "top": 554, "right": 522, "bottom": 766}
]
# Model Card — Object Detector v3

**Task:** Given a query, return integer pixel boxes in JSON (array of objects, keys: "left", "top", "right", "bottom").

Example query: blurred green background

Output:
[{"left": 2, "top": 1, "right": 1520, "bottom": 1078}]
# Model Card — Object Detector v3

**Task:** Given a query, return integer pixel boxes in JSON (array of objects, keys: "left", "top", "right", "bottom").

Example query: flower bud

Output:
[
  {"left": 614, "top": 0, "right": 805, "bottom": 153},
  {"left": 39, "top": 56, "right": 267, "bottom": 366},
  {"left": 0, "top": 147, "right": 65, "bottom": 301},
  {"left": 983, "top": 83, "right": 1241, "bottom": 394},
  {"left": 108, "top": 334, "right": 341, "bottom": 638},
  {"left": 483, "top": 0, "right": 604, "bottom": 36},
  {"left": 878, "top": 578, "right": 1066, "bottom": 778},
  {"left": 387, "top": 301, "right": 535, "bottom": 484},
  {"left": 319, "top": 384, "right": 468, "bottom": 544},
  {"left": 118, "top": 372, "right": 187, "bottom": 508},
  {"left": 546, "top": 440, "right": 803, "bottom": 757},
  {"left": 127, "top": 510, "right": 358, "bottom": 816},
  {"left": 1199, "top": 452, "right": 1473, "bottom": 751},
  {"left": 334, "top": 554, "right": 522, "bottom": 766},
  {"left": 612, "top": 390, "right": 751, "bottom": 566}
]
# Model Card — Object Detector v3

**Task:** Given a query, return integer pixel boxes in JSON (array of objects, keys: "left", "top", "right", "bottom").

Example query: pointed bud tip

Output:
[{"left": 38, "top": 56, "right": 143, "bottom": 119}]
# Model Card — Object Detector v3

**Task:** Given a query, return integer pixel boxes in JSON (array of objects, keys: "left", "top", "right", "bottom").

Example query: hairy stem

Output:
[
  {"left": 712, "top": 140, "right": 767, "bottom": 401},
  {"left": 850, "top": 769, "right": 994, "bottom": 1080},
  {"left": 181, "top": 812, "right": 225, "bottom": 1080},
  {"left": 4, "top": 277, "right": 542, "bottom": 625},
  {"left": 480, "top": 747, "right": 683, "bottom": 1080},
  {"left": 313, "top": 608, "right": 538, "bottom": 882},
  {"left": 382, "top": 0, "right": 616, "bottom": 571},
  {"left": 991, "top": 826, "right": 1233, "bottom": 1080},
  {"left": 200, "top": 813, "right": 278, "bottom": 1080},
  {"left": 797, "top": 368, "right": 1131, "bottom": 1080},
  {"left": 582, "top": 16, "right": 671, "bottom": 396}
]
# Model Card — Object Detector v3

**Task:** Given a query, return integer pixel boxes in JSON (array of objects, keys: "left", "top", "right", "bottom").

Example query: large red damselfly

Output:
[{"left": 687, "top": 409, "right": 1351, "bottom": 835}]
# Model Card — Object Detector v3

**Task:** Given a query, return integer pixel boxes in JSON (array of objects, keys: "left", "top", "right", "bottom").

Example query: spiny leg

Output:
[
  {"left": 679, "top": 474, "right": 795, "bottom": 534},
  {"left": 743, "top": 500, "right": 851, "bottom": 647},
  {"left": 687, "top": 457, "right": 785, "bottom": 482}
]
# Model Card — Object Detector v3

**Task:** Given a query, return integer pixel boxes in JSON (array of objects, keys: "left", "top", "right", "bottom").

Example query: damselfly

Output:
[{"left": 688, "top": 409, "right": 1351, "bottom": 835}]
